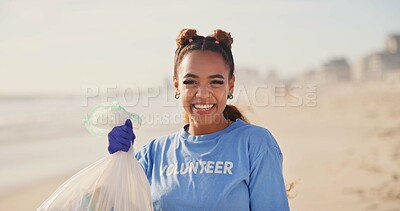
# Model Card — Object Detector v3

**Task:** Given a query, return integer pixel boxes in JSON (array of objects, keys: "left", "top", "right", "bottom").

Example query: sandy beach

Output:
[
  {"left": 252, "top": 82, "right": 400, "bottom": 211},
  {"left": 1, "top": 82, "right": 399, "bottom": 211}
]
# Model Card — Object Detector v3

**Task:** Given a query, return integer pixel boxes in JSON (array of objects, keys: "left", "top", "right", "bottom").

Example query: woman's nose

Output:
[{"left": 195, "top": 85, "right": 212, "bottom": 98}]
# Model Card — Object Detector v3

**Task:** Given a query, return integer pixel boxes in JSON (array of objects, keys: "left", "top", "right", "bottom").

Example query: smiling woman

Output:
[
  {"left": 175, "top": 51, "right": 234, "bottom": 134},
  {"left": 173, "top": 29, "right": 248, "bottom": 135},
  {"left": 107, "top": 28, "right": 290, "bottom": 211}
]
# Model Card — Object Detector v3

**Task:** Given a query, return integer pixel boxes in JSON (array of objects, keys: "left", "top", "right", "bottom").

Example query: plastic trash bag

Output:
[
  {"left": 38, "top": 102, "right": 152, "bottom": 211},
  {"left": 84, "top": 101, "right": 142, "bottom": 136},
  {"left": 37, "top": 146, "right": 153, "bottom": 211}
]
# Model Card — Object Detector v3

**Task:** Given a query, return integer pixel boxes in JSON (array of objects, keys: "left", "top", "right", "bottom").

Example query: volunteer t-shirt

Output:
[{"left": 135, "top": 119, "right": 290, "bottom": 211}]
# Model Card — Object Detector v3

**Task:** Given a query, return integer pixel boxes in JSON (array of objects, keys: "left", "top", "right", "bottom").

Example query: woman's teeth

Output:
[{"left": 193, "top": 104, "right": 214, "bottom": 110}]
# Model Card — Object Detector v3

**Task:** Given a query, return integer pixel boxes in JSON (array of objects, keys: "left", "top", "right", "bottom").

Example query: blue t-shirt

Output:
[{"left": 135, "top": 119, "right": 290, "bottom": 211}]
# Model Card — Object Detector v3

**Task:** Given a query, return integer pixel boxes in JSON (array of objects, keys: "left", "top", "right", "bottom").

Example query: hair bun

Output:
[
  {"left": 211, "top": 29, "right": 233, "bottom": 49},
  {"left": 176, "top": 28, "right": 197, "bottom": 47}
]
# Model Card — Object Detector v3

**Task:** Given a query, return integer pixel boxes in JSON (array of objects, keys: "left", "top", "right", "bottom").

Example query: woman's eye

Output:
[
  {"left": 211, "top": 80, "right": 224, "bottom": 85},
  {"left": 183, "top": 80, "right": 196, "bottom": 85}
]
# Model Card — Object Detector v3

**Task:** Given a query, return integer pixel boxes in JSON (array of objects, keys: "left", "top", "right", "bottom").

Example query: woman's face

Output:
[{"left": 174, "top": 51, "right": 235, "bottom": 125}]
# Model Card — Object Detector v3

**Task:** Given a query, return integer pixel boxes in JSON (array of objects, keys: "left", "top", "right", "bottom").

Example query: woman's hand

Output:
[{"left": 107, "top": 119, "right": 136, "bottom": 154}]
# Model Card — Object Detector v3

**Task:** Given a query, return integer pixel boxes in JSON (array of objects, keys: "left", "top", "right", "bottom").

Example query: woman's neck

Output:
[{"left": 187, "top": 117, "right": 232, "bottom": 135}]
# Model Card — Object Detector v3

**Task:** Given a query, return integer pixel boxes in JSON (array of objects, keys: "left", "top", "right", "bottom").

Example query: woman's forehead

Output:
[{"left": 178, "top": 51, "right": 229, "bottom": 78}]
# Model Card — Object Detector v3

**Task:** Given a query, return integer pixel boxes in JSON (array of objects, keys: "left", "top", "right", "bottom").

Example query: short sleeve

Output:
[
  {"left": 248, "top": 132, "right": 290, "bottom": 211},
  {"left": 135, "top": 144, "right": 153, "bottom": 180}
]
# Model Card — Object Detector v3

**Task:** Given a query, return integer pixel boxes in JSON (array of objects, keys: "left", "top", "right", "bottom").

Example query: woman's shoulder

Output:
[
  {"left": 231, "top": 119, "right": 281, "bottom": 153},
  {"left": 139, "top": 130, "right": 180, "bottom": 150},
  {"left": 135, "top": 130, "right": 180, "bottom": 160},
  {"left": 231, "top": 119, "right": 275, "bottom": 140}
]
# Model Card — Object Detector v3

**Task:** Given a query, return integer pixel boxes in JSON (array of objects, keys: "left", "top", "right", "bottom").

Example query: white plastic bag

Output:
[
  {"left": 37, "top": 147, "right": 153, "bottom": 211},
  {"left": 84, "top": 101, "right": 142, "bottom": 136}
]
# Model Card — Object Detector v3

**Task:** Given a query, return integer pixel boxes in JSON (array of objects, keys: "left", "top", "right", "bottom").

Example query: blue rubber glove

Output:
[{"left": 108, "top": 119, "right": 135, "bottom": 154}]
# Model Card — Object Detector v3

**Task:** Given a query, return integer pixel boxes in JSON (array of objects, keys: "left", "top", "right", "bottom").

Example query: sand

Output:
[
  {"left": 1, "top": 82, "right": 399, "bottom": 211},
  {"left": 249, "top": 82, "right": 400, "bottom": 211},
  {"left": 0, "top": 174, "right": 73, "bottom": 211}
]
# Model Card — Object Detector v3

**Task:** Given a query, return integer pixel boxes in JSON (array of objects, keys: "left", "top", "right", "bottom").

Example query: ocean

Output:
[{"left": 0, "top": 95, "right": 182, "bottom": 197}]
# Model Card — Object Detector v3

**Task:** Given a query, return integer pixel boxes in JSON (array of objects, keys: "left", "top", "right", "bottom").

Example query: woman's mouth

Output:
[
  {"left": 193, "top": 104, "right": 214, "bottom": 110},
  {"left": 192, "top": 104, "right": 215, "bottom": 114}
]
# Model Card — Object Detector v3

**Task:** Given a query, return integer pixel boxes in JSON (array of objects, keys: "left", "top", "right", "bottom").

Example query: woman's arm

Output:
[{"left": 248, "top": 131, "right": 290, "bottom": 211}]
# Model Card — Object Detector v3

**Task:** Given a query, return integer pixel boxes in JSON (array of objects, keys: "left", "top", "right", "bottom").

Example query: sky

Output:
[{"left": 1, "top": 0, "right": 399, "bottom": 95}]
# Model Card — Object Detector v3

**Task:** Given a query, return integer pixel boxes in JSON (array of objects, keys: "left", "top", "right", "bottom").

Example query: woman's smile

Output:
[{"left": 192, "top": 103, "right": 216, "bottom": 114}]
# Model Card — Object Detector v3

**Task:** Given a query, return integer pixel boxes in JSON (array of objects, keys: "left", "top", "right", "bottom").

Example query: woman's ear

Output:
[
  {"left": 229, "top": 75, "right": 235, "bottom": 94},
  {"left": 173, "top": 77, "right": 179, "bottom": 92}
]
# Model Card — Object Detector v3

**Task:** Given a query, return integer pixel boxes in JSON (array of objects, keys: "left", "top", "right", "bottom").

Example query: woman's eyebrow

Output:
[
  {"left": 208, "top": 74, "right": 224, "bottom": 79},
  {"left": 183, "top": 73, "right": 224, "bottom": 79},
  {"left": 183, "top": 73, "right": 198, "bottom": 78}
]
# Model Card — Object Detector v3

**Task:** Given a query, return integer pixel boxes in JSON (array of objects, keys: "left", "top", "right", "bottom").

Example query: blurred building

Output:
[
  {"left": 320, "top": 58, "right": 351, "bottom": 83},
  {"left": 235, "top": 67, "right": 261, "bottom": 86},
  {"left": 297, "top": 58, "right": 351, "bottom": 85},
  {"left": 355, "top": 34, "right": 400, "bottom": 82},
  {"left": 264, "top": 69, "right": 278, "bottom": 82}
]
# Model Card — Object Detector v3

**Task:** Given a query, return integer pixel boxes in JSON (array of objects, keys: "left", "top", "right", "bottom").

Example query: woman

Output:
[{"left": 108, "top": 28, "right": 290, "bottom": 211}]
